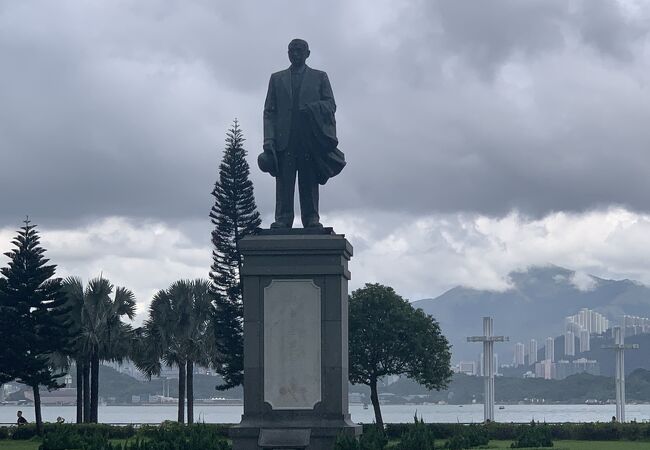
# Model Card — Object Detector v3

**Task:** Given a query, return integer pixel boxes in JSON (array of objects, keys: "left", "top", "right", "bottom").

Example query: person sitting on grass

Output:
[{"left": 16, "top": 410, "right": 28, "bottom": 425}]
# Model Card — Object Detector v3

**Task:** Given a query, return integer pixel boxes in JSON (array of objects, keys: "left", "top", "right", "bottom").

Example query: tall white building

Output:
[
  {"left": 565, "top": 331, "right": 575, "bottom": 357},
  {"left": 566, "top": 308, "right": 609, "bottom": 335},
  {"left": 545, "top": 337, "right": 555, "bottom": 362},
  {"left": 529, "top": 339, "right": 538, "bottom": 365},
  {"left": 579, "top": 329, "right": 590, "bottom": 352},
  {"left": 579, "top": 308, "right": 588, "bottom": 331},
  {"left": 622, "top": 315, "right": 650, "bottom": 335},
  {"left": 514, "top": 343, "right": 525, "bottom": 367},
  {"left": 535, "top": 359, "right": 554, "bottom": 380}
]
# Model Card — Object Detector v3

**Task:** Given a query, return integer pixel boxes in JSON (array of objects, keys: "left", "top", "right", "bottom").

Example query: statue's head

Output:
[{"left": 288, "top": 39, "right": 310, "bottom": 67}]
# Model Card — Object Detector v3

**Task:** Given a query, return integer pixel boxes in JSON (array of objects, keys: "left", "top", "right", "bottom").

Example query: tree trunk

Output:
[
  {"left": 90, "top": 352, "right": 100, "bottom": 423},
  {"left": 369, "top": 379, "right": 383, "bottom": 428},
  {"left": 33, "top": 385, "right": 43, "bottom": 435},
  {"left": 76, "top": 361, "right": 84, "bottom": 424},
  {"left": 187, "top": 360, "right": 194, "bottom": 424},
  {"left": 83, "top": 362, "right": 91, "bottom": 423},
  {"left": 177, "top": 362, "right": 186, "bottom": 423}
]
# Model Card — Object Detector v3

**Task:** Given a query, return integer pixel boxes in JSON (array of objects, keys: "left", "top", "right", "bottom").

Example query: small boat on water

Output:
[{"left": 499, "top": 406, "right": 505, "bottom": 410}]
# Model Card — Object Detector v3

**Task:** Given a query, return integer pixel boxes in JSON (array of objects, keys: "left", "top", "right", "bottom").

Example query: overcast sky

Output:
[{"left": 2, "top": 0, "right": 650, "bottom": 318}]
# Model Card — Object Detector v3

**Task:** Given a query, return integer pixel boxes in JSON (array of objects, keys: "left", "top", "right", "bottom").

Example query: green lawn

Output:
[
  {"left": 0, "top": 438, "right": 131, "bottom": 450},
  {"left": 484, "top": 441, "right": 650, "bottom": 449},
  {"left": 0, "top": 441, "right": 40, "bottom": 450}
]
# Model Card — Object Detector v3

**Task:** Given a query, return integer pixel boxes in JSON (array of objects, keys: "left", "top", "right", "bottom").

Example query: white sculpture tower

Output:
[
  {"left": 603, "top": 326, "right": 638, "bottom": 422},
  {"left": 467, "top": 317, "right": 508, "bottom": 422}
]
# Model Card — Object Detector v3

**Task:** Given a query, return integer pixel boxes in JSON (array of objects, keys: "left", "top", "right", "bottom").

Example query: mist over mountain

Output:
[{"left": 413, "top": 265, "right": 650, "bottom": 362}]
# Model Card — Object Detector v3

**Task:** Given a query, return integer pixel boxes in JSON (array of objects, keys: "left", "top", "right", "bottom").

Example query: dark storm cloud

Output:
[
  {"left": 434, "top": 0, "right": 568, "bottom": 76},
  {"left": 2, "top": 0, "right": 650, "bottom": 227}
]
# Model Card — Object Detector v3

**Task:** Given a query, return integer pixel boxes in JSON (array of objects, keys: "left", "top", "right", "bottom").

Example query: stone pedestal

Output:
[{"left": 231, "top": 229, "right": 361, "bottom": 450}]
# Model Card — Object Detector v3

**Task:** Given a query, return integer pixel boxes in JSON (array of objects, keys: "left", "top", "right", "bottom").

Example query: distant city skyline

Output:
[{"left": 453, "top": 307, "right": 650, "bottom": 381}]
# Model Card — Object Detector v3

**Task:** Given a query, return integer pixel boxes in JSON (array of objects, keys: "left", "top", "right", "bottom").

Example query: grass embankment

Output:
[
  {"left": 0, "top": 441, "right": 37, "bottom": 450},
  {"left": 0, "top": 438, "right": 131, "bottom": 450},
  {"left": 489, "top": 441, "right": 650, "bottom": 449}
]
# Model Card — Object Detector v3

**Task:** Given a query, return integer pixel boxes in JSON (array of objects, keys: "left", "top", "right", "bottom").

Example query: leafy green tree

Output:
[
  {"left": 61, "top": 276, "right": 135, "bottom": 423},
  {"left": 209, "top": 119, "right": 261, "bottom": 390},
  {"left": 0, "top": 219, "right": 69, "bottom": 434},
  {"left": 135, "top": 279, "right": 214, "bottom": 423},
  {"left": 349, "top": 283, "right": 452, "bottom": 427}
]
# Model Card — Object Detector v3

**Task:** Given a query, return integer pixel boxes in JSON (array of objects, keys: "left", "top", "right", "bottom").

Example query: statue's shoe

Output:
[
  {"left": 304, "top": 221, "right": 323, "bottom": 228},
  {"left": 270, "top": 221, "right": 292, "bottom": 229}
]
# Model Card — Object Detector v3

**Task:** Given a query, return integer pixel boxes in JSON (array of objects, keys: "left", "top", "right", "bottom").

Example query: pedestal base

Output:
[
  {"left": 231, "top": 419, "right": 360, "bottom": 449},
  {"left": 231, "top": 229, "right": 361, "bottom": 450}
]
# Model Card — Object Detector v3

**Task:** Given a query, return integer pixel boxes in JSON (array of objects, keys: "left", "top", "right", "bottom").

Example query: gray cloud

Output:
[
  {"left": 4, "top": 208, "right": 650, "bottom": 315},
  {"left": 433, "top": 0, "right": 568, "bottom": 76},
  {"left": 2, "top": 0, "right": 650, "bottom": 228}
]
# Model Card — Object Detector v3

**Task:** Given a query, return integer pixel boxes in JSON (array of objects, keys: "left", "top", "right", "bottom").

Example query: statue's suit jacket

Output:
[{"left": 263, "top": 65, "right": 336, "bottom": 153}]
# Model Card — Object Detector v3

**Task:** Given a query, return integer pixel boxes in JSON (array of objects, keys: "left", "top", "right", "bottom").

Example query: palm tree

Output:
[
  {"left": 61, "top": 276, "right": 135, "bottom": 423},
  {"left": 60, "top": 277, "right": 86, "bottom": 423},
  {"left": 183, "top": 279, "right": 213, "bottom": 424},
  {"left": 134, "top": 279, "right": 213, "bottom": 423}
]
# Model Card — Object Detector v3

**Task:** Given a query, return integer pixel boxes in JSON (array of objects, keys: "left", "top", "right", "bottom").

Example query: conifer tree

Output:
[
  {"left": 0, "top": 219, "right": 69, "bottom": 434},
  {"left": 0, "top": 277, "right": 16, "bottom": 385},
  {"left": 210, "top": 120, "right": 261, "bottom": 390}
]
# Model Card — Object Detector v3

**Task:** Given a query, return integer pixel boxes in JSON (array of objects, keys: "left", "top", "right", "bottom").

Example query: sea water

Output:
[{"left": 1, "top": 404, "right": 649, "bottom": 425}]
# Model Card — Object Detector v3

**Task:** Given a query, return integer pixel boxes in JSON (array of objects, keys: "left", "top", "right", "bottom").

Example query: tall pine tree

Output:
[
  {"left": 0, "top": 277, "right": 16, "bottom": 385},
  {"left": 210, "top": 120, "right": 261, "bottom": 390},
  {"left": 0, "top": 219, "right": 69, "bottom": 434}
]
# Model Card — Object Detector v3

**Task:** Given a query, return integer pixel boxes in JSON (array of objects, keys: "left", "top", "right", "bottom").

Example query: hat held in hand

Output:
[{"left": 258, "top": 149, "right": 279, "bottom": 177}]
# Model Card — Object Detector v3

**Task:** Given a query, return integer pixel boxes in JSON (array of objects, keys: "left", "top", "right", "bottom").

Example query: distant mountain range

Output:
[
  {"left": 356, "top": 369, "right": 650, "bottom": 404},
  {"left": 413, "top": 265, "right": 650, "bottom": 362}
]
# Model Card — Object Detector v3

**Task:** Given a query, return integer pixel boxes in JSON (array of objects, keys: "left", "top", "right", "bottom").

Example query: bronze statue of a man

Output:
[{"left": 258, "top": 39, "right": 345, "bottom": 229}]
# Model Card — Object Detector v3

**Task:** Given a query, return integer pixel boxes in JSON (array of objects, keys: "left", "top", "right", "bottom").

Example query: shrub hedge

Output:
[
  {"left": 381, "top": 421, "right": 650, "bottom": 442},
  {"left": 110, "top": 423, "right": 231, "bottom": 450},
  {"left": 7, "top": 423, "right": 137, "bottom": 441},
  {"left": 397, "top": 416, "right": 436, "bottom": 450},
  {"left": 31, "top": 423, "right": 230, "bottom": 450},
  {"left": 510, "top": 421, "right": 553, "bottom": 448},
  {"left": 334, "top": 426, "right": 389, "bottom": 450},
  {"left": 334, "top": 433, "right": 360, "bottom": 450},
  {"left": 2, "top": 420, "right": 649, "bottom": 445}
]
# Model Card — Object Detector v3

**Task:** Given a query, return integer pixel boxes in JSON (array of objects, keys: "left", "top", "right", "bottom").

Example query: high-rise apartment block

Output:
[
  {"left": 622, "top": 315, "right": 650, "bottom": 335},
  {"left": 566, "top": 308, "right": 609, "bottom": 335},
  {"left": 565, "top": 331, "right": 575, "bottom": 357},
  {"left": 535, "top": 359, "right": 554, "bottom": 380},
  {"left": 514, "top": 343, "right": 525, "bottom": 367},
  {"left": 528, "top": 339, "right": 538, "bottom": 365},
  {"left": 579, "top": 329, "right": 590, "bottom": 352},
  {"left": 545, "top": 337, "right": 555, "bottom": 362}
]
